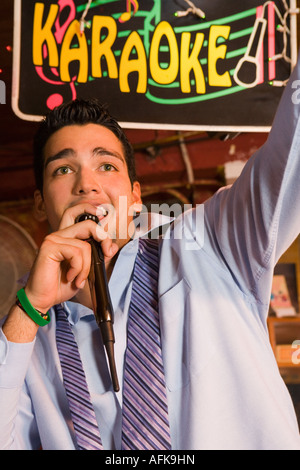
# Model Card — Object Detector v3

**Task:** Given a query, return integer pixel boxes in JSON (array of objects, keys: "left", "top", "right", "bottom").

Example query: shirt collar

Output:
[
  {"left": 61, "top": 300, "right": 92, "bottom": 326},
  {"left": 133, "top": 211, "right": 174, "bottom": 238}
]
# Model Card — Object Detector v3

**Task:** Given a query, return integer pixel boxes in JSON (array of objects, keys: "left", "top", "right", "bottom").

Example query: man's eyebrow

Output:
[
  {"left": 92, "top": 147, "right": 125, "bottom": 163},
  {"left": 44, "top": 147, "right": 125, "bottom": 169},
  {"left": 44, "top": 148, "right": 75, "bottom": 169}
]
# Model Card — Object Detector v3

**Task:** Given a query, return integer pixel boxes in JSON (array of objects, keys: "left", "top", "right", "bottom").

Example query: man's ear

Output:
[
  {"left": 131, "top": 181, "right": 143, "bottom": 214},
  {"left": 33, "top": 190, "right": 48, "bottom": 222}
]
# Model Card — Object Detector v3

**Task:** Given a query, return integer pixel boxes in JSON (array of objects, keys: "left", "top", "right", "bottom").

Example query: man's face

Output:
[{"left": 35, "top": 123, "right": 142, "bottom": 249}]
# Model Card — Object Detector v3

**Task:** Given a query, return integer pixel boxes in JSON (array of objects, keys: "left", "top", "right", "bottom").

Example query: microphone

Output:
[{"left": 75, "top": 213, "right": 120, "bottom": 392}]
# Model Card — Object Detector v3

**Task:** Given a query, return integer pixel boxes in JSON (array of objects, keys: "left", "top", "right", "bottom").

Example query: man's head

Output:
[
  {"left": 33, "top": 99, "right": 142, "bottom": 246},
  {"left": 33, "top": 98, "right": 137, "bottom": 196}
]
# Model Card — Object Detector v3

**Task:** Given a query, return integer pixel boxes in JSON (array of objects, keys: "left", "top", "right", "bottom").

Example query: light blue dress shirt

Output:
[{"left": 2, "top": 57, "right": 300, "bottom": 450}]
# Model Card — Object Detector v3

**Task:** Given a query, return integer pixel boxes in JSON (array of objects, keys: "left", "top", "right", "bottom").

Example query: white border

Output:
[{"left": 11, "top": 0, "right": 298, "bottom": 132}]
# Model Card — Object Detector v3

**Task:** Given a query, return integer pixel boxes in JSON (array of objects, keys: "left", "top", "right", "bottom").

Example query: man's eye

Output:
[
  {"left": 54, "top": 166, "right": 72, "bottom": 176},
  {"left": 100, "top": 163, "right": 116, "bottom": 172}
]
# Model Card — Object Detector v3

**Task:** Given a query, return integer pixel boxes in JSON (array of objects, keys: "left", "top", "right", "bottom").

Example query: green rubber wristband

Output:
[{"left": 16, "top": 288, "right": 50, "bottom": 327}]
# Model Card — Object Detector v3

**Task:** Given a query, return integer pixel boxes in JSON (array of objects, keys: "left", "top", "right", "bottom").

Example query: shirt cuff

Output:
[{"left": 0, "top": 328, "right": 35, "bottom": 388}]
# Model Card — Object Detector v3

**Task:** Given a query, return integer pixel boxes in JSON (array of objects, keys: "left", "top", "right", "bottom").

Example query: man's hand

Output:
[
  {"left": 26, "top": 202, "right": 119, "bottom": 313},
  {"left": 3, "top": 203, "right": 119, "bottom": 342}
]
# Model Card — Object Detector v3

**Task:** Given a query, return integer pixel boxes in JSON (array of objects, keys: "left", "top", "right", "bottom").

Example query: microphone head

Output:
[{"left": 75, "top": 213, "right": 99, "bottom": 224}]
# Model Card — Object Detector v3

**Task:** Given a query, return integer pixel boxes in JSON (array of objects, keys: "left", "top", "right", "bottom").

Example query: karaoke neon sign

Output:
[
  {"left": 31, "top": 0, "right": 293, "bottom": 105},
  {"left": 12, "top": 0, "right": 297, "bottom": 130},
  {"left": 32, "top": 3, "right": 233, "bottom": 95}
]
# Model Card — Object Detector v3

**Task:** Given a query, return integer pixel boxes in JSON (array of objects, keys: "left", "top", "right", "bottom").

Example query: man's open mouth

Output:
[{"left": 96, "top": 206, "right": 109, "bottom": 221}]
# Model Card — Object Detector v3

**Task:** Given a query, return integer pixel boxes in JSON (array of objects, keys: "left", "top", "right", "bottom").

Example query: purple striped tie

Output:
[
  {"left": 121, "top": 238, "right": 172, "bottom": 450},
  {"left": 55, "top": 304, "right": 103, "bottom": 450}
]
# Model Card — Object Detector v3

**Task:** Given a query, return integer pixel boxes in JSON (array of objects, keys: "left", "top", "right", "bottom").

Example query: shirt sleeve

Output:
[
  {"left": 0, "top": 327, "right": 36, "bottom": 449},
  {"left": 204, "top": 53, "right": 300, "bottom": 306}
]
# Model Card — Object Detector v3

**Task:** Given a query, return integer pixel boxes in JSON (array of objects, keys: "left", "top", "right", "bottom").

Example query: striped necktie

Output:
[
  {"left": 121, "top": 238, "right": 172, "bottom": 450},
  {"left": 55, "top": 304, "right": 103, "bottom": 450},
  {"left": 55, "top": 238, "right": 171, "bottom": 450}
]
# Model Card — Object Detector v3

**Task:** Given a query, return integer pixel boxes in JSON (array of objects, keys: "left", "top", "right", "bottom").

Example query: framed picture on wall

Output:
[{"left": 270, "top": 263, "right": 299, "bottom": 318}]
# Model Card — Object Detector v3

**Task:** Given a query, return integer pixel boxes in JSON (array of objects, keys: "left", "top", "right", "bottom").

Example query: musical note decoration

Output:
[{"left": 119, "top": 0, "right": 139, "bottom": 23}]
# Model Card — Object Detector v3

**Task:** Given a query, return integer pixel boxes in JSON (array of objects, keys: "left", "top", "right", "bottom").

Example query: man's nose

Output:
[{"left": 74, "top": 168, "right": 101, "bottom": 194}]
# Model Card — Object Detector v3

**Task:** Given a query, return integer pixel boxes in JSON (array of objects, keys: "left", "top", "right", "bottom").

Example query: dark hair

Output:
[{"left": 33, "top": 98, "right": 137, "bottom": 194}]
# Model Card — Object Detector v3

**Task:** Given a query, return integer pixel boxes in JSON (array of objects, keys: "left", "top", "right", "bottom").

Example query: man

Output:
[{"left": 2, "top": 57, "right": 300, "bottom": 450}]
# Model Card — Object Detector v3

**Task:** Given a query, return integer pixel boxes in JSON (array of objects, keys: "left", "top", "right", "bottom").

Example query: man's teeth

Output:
[
  {"left": 85, "top": 214, "right": 99, "bottom": 222},
  {"left": 97, "top": 206, "right": 108, "bottom": 217}
]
